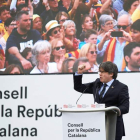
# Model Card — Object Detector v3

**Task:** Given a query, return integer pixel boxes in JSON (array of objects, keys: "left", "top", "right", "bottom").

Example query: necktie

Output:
[{"left": 99, "top": 83, "right": 107, "bottom": 100}]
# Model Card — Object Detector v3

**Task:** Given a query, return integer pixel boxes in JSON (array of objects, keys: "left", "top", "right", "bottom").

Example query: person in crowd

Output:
[
  {"left": 21, "top": 47, "right": 32, "bottom": 60},
  {"left": 61, "top": 57, "right": 76, "bottom": 73},
  {"left": 50, "top": 38, "right": 66, "bottom": 62},
  {"left": 0, "top": 6, "right": 11, "bottom": 33},
  {"left": 119, "top": 0, "right": 139, "bottom": 17},
  {"left": 130, "top": 19, "right": 140, "bottom": 44},
  {"left": 4, "top": 64, "right": 23, "bottom": 74},
  {"left": 80, "top": 14, "right": 93, "bottom": 41},
  {"left": 0, "top": 17, "right": 16, "bottom": 53},
  {"left": 50, "top": 38, "right": 66, "bottom": 71},
  {"left": 30, "top": 40, "right": 59, "bottom": 74},
  {"left": 45, "top": 20, "right": 61, "bottom": 41},
  {"left": 124, "top": 42, "right": 140, "bottom": 71},
  {"left": 73, "top": 57, "right": 92, "bottom": 72},
  {"left": 55, "top": 11, "right": 69, "bottom": 26},
  {"left": 40, "top": 0, "right": 67, "bottom": 30},
  {"left": 98, "top": 0, "right": 118, "bottom": 20},
  {"left": 61, "top": 0, "right": 72, "bottom": 12},
  {"left": 33, "top": 14, "right": 42, "bottom": 35},
  {"left": 63, "top": 20, "right": 80, "bottom": 52},
  {"left": 79, "top": 43, "right": 99, "bottom": 72},
  {"left": 73, "top": 61, "right": 129, "bottom": 140},
  {"left": 79, "top": 29, "right": 98, "bottom": 49},
  {"left": 98, "top": 14, "right": 114, "bottom": 42},
  {"left": 97, "top": 14, "right": 132, "bottom": 71},
  {"left": 6, "top": 11, "right": 41, "bottom": 71}
]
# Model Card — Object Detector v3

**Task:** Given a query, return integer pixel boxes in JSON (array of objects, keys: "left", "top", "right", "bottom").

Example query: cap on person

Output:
[{"left": 33, "top": 14, "right": 40, "bottom": 21}]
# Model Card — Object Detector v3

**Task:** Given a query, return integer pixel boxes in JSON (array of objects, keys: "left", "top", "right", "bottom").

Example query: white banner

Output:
[{"left": 0, "top": 73, "right": 140, "bottom": 140}]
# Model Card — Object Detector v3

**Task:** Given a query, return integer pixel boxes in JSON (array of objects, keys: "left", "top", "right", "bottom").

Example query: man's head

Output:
[
  {"left": 124, "top": 42, "right": 140, "bottom": 71},
  {"left": 117, "top": 14, "right": 132, "bottom": 33},
  {"left": 99, "top": 61, "right": 118, "bottom": 83},
  {"left": 0, "top": 6, "right": 11, "bottom": 22},
  {"left": 48, "top": 0, "right": 58, "bottom": 9},
  {"left": 73, "top": 57, "right": 91, "bottom": 73},
  {"left": 84, "top": 29, "right": 98, "bottom": 44},
  {"left": 16, "top": 11, "right": 31, "bottom": 33},
  {"left": 131, "top": 19, "right": 140, "bottom": 43},
  {"left": 4, "top": 17, "right": 17, "bottom": 34}
]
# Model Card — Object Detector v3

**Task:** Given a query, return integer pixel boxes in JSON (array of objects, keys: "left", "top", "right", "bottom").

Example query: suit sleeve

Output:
[
  {"left": 118, "top": 85, "right": 129, "bottom": 115},
  {"left": 73, "top": 73, "right": 95, "bottom": 94}
]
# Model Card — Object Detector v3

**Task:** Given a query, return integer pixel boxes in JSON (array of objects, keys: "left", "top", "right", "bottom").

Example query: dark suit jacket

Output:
[{"left": 73, "top": 74, "right": 129, "bottom": 137}]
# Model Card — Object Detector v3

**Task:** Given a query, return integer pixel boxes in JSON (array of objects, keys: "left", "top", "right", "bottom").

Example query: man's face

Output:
[
  {"left": 99, "top": 68, "right": 113, "bottom": 83},
  {"left": 85, "top": 34, "right": 97, "bottom": 44},
  {"left": 48, "top": 0, "right": 58, "bottom": 8},
  {"left": 131, "top": 29, "right": 140, "bottom": 43},
  {"left": 125, "top": 47, "right": 140, "bottom": 70},
  {"left": 17, "top": 14, "right": 31, "bottom": 32},
  {"left": 117, "top": 17, "right": 130, "bottom": 33},
  {"left": 0, "top": 10, "right": 11, "bottom": 22}
]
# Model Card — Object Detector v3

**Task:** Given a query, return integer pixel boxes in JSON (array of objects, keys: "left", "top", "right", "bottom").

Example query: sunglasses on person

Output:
[
  {"left": 89, "top": 51, "right": 97, "bottom": 54},
  {"left": 48, "top": 0, "right": 56, "bottom": 1},
  {"left": 59, "top": 19, "right": 69, "bottom": 23},
  {"left": 117, "top": 25, "right": 130, "bottom": 30},
  {"left": 54, "top": 46, "right": 65, "bottom": 51},
  {"left": 53, "top": 29, "right": 60, "bottom": 34}
]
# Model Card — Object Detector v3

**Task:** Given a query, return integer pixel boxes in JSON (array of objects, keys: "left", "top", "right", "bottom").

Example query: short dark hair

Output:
[
  {"left": 101, "top": 9, "right": 112, "bottom": 15},
  {"left": 124, "top": 42, "right": 140, "bottom": 65},
  {"left": 85, "top": 29, "right": 97, "bottom": 39},
  {"left": 0, "top": 6, "right": 9, "bottom": 16},
  {"left": 15, "top": 11, "right": 29, "bottom": 21},
  {"left": 73, "top": 57, "right": 88, "bottom": 72},
  {"left": 131, "top": 19, "right": 140, "bottom": 31},
  {"left": 4, "top": 17, "right": 15, "bottom": 27},
  {"left": 17, "top": 3, "right": 28, "bottom": 12},
  {"left": 123, "top": 0, "right": 138, "bottom": 12},
  {"left": 21, "top": 47, "right": 31, "bottom": 59},
  {"left": 99, "top": 61, "right": 118, "bottom": 79}
]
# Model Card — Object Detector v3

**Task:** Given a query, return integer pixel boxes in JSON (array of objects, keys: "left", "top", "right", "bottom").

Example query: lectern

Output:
[{"left": 59, "top": 106, "right": 121, "bottom": 140}]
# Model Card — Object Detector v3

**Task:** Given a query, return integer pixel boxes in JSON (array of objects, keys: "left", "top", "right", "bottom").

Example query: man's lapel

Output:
[{"left": 101, "top": 80, "right": 117, "bottom": 102}]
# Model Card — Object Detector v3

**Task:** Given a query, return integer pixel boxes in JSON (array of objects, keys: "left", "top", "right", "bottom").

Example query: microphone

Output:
[{"left": 76, "top": 86, "right": 89, "bottom": 105}]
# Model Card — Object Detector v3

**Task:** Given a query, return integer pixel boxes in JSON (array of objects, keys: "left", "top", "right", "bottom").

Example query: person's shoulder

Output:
[
  {"left": 114, "top": 79, "right": 128, "bottom": 88},
  {"left": 30, "top": 66, "right": 40, "bottom": 74},
  {"left": 29, "top": 29, "right": 41, "bottom": 37},
  {"left": 30, "top": 29, "right": 40, "bottom": 34},
  {"left": 7, "top": 29, "right": 18, "bottom": 42}
]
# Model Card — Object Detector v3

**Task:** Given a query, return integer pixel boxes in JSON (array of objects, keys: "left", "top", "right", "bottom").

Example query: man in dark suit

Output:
[{"left": 73, "top": 61, "right": 129, "bottom": 140}]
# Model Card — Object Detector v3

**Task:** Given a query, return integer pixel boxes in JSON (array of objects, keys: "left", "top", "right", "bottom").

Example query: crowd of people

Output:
[{"left": 0, "top": 0, "right": 140, "bottom": 74}]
